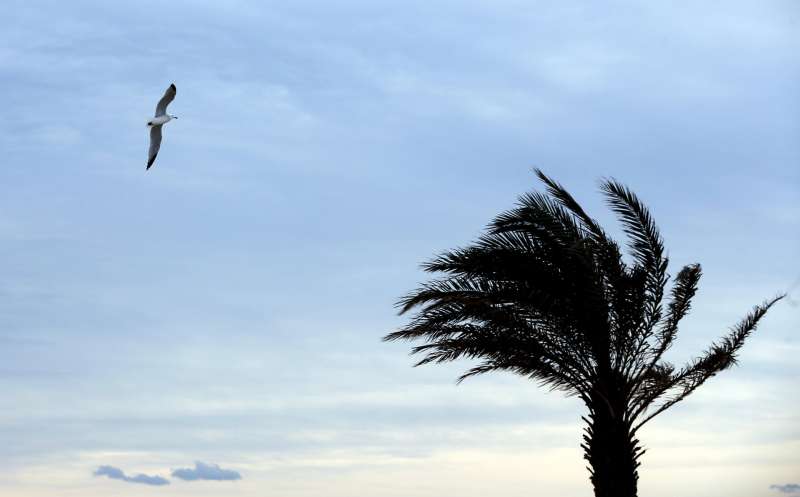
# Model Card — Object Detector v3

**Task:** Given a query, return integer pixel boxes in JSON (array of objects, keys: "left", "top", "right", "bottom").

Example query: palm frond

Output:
[
  {"left": 601, "top": 180, "right": 669, "bottom": 376},
  {"left": 600, "top": 180, "right": 665, "bottom": 276},
  {"left": 630, "top": 295, "right": 784, "bottom": 430},
  {"left": 630, "top": 264, "right": 702, "bottom": 384}
]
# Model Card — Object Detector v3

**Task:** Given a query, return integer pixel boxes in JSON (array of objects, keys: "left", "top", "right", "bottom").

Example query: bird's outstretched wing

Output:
[
  {"left": 147, "top": 125, "right": 163, "bottom": 170},
  {"left": 154, "top": 84, "right": 176, "bottom": 117}
]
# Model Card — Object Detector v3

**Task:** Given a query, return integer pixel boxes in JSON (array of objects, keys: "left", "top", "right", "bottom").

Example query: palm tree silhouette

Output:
[{"left": 385, "top": 170, "right": 782, "bottom": 497}]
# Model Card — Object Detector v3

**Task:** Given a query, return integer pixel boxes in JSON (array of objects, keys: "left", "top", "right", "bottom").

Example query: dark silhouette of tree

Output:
[{"left": 384, "top": 170, "right": 783, "bottom": 497}]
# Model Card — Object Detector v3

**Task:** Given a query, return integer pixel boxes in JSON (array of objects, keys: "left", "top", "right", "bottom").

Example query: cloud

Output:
[
  {"left": 771, "top": 484, "right": 800, "bottom": 494},
  {"left": 125, "top": 473, "right": 170, "bottom": 486},
  {"left": 171, "top": 461, "right": 241, "bottom": 481},
  {"left": 94, "top": 465, "right": 169, "bottom": 486}
]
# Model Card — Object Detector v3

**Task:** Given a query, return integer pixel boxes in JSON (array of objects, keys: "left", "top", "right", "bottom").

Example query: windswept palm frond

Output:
[{"left": 629, "top": 295, "right": 784, "bottom": 430}]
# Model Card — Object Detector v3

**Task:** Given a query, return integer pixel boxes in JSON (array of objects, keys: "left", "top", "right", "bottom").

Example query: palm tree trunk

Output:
[{"left": 582, "top": 396, "right": 640, "bottom": 497}]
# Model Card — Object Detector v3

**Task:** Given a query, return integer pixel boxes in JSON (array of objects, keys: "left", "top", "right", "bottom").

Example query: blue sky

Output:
[{"left": 0, "top": 1, "right": 798, "bottom": 496}]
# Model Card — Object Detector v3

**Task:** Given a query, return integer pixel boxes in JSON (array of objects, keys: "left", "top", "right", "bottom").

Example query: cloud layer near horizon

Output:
[
  {"left": 171, "top": 461, "right": 242, "bottom": 481},
  {"left": 771, "top": 484, "right": 800, "bottom": 494},
  {"left": 94, "top": 465, "right": 169, "bottom": 486}
]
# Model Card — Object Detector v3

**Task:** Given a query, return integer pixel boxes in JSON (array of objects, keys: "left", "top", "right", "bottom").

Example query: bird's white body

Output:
[{"left": 147, "top": 115, "right": 173, "bottom": 127}]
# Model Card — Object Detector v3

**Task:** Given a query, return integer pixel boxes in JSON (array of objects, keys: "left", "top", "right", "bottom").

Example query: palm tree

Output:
[{"left": 384, "top": 170, "right": 782, "bottom": 497}]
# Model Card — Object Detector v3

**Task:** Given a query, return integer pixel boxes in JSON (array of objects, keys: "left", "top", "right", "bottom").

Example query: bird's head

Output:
[{"left": 170, "top": 114, "right": 178, "bottom": 119}]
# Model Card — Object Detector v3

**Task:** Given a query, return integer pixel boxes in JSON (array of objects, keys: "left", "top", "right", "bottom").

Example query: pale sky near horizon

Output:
[{"left": 1, "top": 1, "right": 798, "bottom": 496}]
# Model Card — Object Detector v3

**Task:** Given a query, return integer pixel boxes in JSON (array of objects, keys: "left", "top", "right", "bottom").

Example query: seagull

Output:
[{"left": 146, "top": 83, "right": 178, "bottom": 170}]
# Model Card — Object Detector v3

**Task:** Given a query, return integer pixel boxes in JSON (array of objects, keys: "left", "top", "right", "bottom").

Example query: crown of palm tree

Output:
[{"left": 385, "top": 169, "right": 782, "bottom": 433}]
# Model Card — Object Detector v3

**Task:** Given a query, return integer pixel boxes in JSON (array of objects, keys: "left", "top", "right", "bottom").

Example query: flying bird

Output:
[{"left": 146, "top": 84, "right": 178, "bottom": 170}]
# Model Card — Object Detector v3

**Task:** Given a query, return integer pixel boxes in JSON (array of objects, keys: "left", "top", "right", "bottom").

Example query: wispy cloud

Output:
[
  {"left": 171, "top": 461, "right": 241, "bottom": 481},
  {"left": 771, "top": 484, "right": 800, "bottom": 494},
  {"left": 94, "top": 465, "right": 169, "bottom": 486}
]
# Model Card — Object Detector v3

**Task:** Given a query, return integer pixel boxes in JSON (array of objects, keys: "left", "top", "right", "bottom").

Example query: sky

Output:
[{"left": 0, "top": 1, "right": 798, "bottom": 496}]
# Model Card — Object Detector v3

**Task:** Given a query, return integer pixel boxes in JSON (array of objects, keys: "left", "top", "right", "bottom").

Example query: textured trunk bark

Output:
[{"left": 582, "top": 396, "right": 640, "bottom": 497}]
